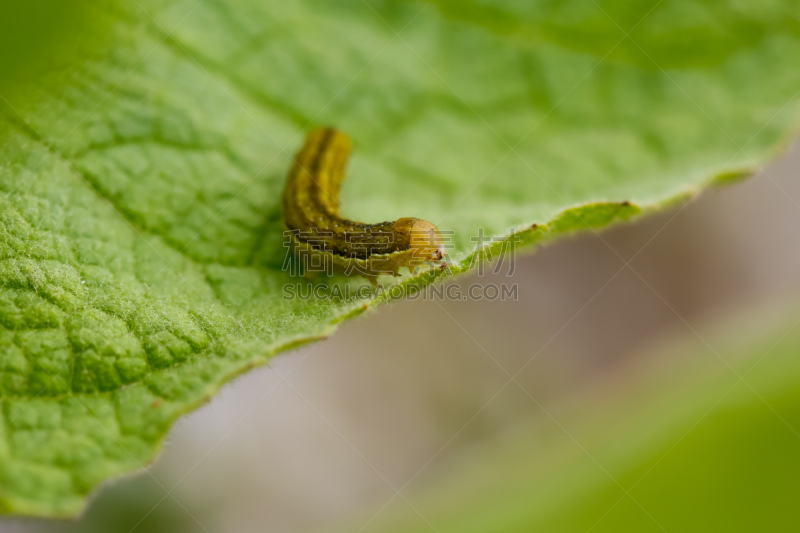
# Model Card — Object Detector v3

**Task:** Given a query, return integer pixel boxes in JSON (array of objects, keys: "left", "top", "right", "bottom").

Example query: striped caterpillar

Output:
[{"left": 282, "top": 128, "right": 446, "bottom": 284}]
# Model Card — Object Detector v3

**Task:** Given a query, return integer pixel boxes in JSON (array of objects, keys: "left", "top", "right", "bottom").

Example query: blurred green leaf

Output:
[
  {"left": 0, "top": 0, "right": 799, "bottom": 516},
  {"left": 43, "top": 476, "right": 196, "bottom": 533},
  {"left": 362, "top": 305, "right": 800, "bottom": 533}
]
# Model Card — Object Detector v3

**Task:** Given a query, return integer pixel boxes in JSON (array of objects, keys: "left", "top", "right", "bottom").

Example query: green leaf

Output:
[
  {"left": 361, "top": 304, "right": 800, "bottom": 533},
  {"left": 0, "top": 0, "right": 798, "bottom": 516}
]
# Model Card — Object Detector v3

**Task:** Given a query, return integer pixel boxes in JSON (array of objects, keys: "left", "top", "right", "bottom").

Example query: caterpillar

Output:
[{"left": 282, "top": 127, "right": 447, "bottom": 284}]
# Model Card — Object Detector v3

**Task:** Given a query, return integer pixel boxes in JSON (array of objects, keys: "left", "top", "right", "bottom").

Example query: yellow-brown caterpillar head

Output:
[{"left": 394, "top": 217, "right": 447, "bottom": 262}]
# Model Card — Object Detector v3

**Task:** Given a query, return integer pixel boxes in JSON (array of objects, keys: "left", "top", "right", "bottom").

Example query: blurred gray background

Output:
[{"left": 4, "top": 143, "right": 800, "bottom": 533}]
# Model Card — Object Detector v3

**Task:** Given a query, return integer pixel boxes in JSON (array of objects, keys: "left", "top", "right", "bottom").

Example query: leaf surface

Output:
[{"left": 0, "top": 0, "right": 798, "bottom": 515}]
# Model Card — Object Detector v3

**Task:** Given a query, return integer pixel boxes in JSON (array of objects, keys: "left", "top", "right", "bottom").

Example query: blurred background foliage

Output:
[{"left": 0, "top": 0, "right": 111, "bottom": 95}]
